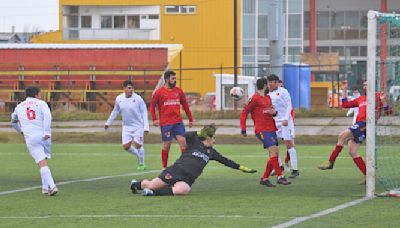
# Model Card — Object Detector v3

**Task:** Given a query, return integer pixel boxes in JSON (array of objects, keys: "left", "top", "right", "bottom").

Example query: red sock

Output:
[
  {"left": 284, "top": 151, "right": 290, "bottom": 164},
  {"left": 180, "top": 147, "right": 186, "bottom": 154},
  {"left": 329, "top": 144, "right": 343, "bottom": 163},
  {"left": 270, "top": 156, "right": 282, "bottom": 177},
  {"left": 161, "top": 149, "right": 169, "bottom": 168},
  {"left": 262, "top": 160, "right": 273, "bottom": 179},
  {"left": 353, "top": 157, "right": 366, "bottom": 175}
]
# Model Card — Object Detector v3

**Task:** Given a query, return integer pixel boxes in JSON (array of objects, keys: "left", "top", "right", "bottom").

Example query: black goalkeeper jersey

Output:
[{"left": 170, "top": 132, "right": 241, "bottom": 181}]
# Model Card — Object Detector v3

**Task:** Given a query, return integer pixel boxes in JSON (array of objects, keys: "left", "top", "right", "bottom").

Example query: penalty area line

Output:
[
  {"left": 272, "top": 196, "right": 374, "bottom": 228},
  {"left": 0, "top": 170, "right": 159, "bottom": 196}
]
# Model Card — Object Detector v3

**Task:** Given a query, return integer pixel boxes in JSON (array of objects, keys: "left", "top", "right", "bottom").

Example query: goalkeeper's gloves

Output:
[{"left": 239, "top": 165, "right": 257, "bottom": 173}]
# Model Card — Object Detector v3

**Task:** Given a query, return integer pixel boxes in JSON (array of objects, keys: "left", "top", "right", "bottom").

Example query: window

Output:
[
  {"left": 101, "top": 16, "right": 112, "bottom": 28},
  {"left": 149, "top": 14, "right": 159, "bottom": 19},
  {"left": 345, "top": 11, "right": 359, "bottom": 28},
  {"left": 70, "top": 6, "right": 79, "bottom": 14},
  {"left": 331, "top": 46, "right": 344, "bottom": 56},
  {"left": 243, "top": 0, "right": 255, "bottom": 13},
  {"left": 359, "top": 12, "right": 368, "bottom": 28},
  {"left": 331, "top": 11, "right": 344, "bottom": 28},
  {"left": 304, "top": 11, "right": 309, "bottom": 28},
  {"left": 165, "top": 6, "right": 179, "bottom": 13},
  {"left": 258, "top": 15, "right": 268, "bottom": 39},
  {"left": 288, "top": 14, "right": 301, "bottom": 38},
  {"left": 114, "top": 16, "right": 125, "bottom": 28},
  {"left": 127, "top": 15, "right": 140, "bottom": 28},
  {"left": 67, "top": 16, "right": 79, "bottom": 28},
  {"left": 243, "top": 15, "right": 255, "bottom": 39},
  {"left": 317, "top": 46, "right": 330, "bottom": 53},
  {"left": 81, "top": 16, "right": 91, "bottom": 28},
  {"left": 317, "top": 11, "right": 329, "bottom": 28},
  {"left": 165, "top": 5, "right": 196, "bottom": 14},
  {"left": 181, "top": 6, "right": 196, "bottom": 14},
  {"left": 243, "top": 47, "right": 255, "bottom": 55}
]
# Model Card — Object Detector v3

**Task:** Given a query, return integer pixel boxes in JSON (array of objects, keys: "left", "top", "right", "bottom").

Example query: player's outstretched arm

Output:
[
  {"left": 239, "top": 165, "right": 257, "bottom": 173},
  {"left": 211, "top": 149, "right": 257, "bottom": 173}
]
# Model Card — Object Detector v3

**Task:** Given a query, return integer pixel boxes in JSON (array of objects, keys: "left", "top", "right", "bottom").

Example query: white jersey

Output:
[
  {"left": 106, "top": 93, "right": 149, "bottom": 132},
  {"left": 11, "top": 97, "right": 52, "bottom": 138},
  {"left": 268, "top": 87, "right": 293, "bottom": 124}
]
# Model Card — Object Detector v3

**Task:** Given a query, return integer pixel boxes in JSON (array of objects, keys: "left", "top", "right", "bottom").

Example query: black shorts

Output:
[{"left": 158, "top": 166, "right": 195, "bottom": 187}]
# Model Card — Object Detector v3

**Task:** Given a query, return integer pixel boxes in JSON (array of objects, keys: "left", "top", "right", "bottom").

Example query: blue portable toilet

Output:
[{"left": 283, "top": 63, "right": 311, "bottom": 110}]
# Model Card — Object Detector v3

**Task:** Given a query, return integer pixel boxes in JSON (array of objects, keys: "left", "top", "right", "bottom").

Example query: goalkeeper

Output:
[{"left": 130, "top": 124, "right": 257, "bottom": 196}]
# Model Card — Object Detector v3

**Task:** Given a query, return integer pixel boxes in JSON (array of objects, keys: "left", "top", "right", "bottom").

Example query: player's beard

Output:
[{"left": 168, "top": 81, "right": 176, "bottom": 88}]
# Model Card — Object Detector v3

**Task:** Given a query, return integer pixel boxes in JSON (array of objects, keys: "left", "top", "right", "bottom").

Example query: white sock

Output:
[
  {"left": 138, "top": 147, "right": 145, "bottom": 165},
  {"left": 127, "top": 147, "right": 139, "bottom": 161},
  {"left": 40, "top": 166, "right": 56, "bottom": 189},
  {"left": 288, "top": 147, "right": 298, "bottom": 170},
  {"left": 278, "top": 157, "right": 283, "bottom": 167}
]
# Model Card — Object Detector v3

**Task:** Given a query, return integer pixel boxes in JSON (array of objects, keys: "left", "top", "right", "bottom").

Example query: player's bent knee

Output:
[{"left": 37, "top": 159, "right": 48, "bottom": 168}]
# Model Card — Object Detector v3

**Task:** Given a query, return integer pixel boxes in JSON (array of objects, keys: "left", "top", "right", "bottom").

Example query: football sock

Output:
[
  {"left": 353, "top": 156, "right": 366, "bottom": 175},
  {"left": 180, "top": 147, "right": 186, "bottom": 154},
  {"left": 161, "top": 149, "right": 169, "bottom": 168},
  {"left": 127, "top": 147, "right": 140, "bottom": 161},
  {"left": 278, "top": 157, "right": 283, "bottom": 166},
  {"left": 288, "top": 147, "right": 298, "bottom": 170},
  {"left": 262, "top": 159, "right": 273, "bottom": 179},
  {"left": 154, "top": 187, "right": 174, "bottom": 196},
  {"left": 40, "top": 166, "right": 56, "bottom": 189},
  {"left": 284, "top": 151, "right": 290, "bottom": 164},
  {"left": 138, "top": 147, "right": 145, "bottom": 165},
  {"left": 329, "top": 144, "right": 343, "bottom": 163},
  {"left": 270, "top": 156, "right": 282, "bottom": 177}
]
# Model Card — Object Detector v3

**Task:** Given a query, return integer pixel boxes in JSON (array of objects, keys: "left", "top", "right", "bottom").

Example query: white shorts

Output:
[
  {"left": 122, "top": 128, "right": 144, "bottom": 145},
  {"left": 276, "top": 120, "right": 295, "bottom": 141},
  {"left": 25, "top": 135, "right": 51, "bottom": 164}
]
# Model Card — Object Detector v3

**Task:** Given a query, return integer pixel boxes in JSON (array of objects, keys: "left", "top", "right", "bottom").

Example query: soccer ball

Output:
[{"left": 230, "top": 87, "right": 244, "bottom": 101}]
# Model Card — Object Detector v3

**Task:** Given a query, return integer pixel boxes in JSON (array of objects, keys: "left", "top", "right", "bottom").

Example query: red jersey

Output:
[
  {"left": 342, "top": 92, "right": 389, "bottom": 123},
  {"left": 150, "top": 86, "right": 193, "bottom": 126},
  {"left": 240, "top": 93, "right": 277, "bottom": 134}
]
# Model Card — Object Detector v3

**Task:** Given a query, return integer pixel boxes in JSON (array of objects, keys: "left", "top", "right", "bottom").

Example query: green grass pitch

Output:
[{"left": 0, "top": 143, "right": 399, "bottom": 227}]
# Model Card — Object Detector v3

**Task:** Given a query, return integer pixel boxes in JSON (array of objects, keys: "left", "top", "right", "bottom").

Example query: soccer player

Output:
[
  {"left": 318, "top": 80, "right": 390, "bottom": 183},
  {"left": 150, "top": 70, "right": 194, "bottom": 169},
  {"left": 268, "top": 75, "right": 299, "bottom": 178},
  {"left": 346, "top": 88, "right": 361, "bottom": 125},
  {"left": 130, "top": 124, "right": 257, "bottom": 196},
  {"left": 11, "top": 86, "right": 58, "bottom": 196},
  {"left": 240, "top": 78, "right": 291, "bottom": 187},
  {"left": 105, "top": 80, "right": 149, "bottom": 171}
]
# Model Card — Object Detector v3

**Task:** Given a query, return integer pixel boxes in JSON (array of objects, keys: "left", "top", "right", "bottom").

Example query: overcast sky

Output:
[{"left": 0, "top": 0, "right": 59, "bottom": 33}]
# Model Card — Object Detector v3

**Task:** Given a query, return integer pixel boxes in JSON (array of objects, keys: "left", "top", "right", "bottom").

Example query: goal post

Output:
[{"left": 367, "top": 10, "right": 400, "bottom": 197}]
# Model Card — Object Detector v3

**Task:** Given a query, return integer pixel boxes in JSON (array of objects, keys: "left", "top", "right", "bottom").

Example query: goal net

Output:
[{"left": 367, "top": 11, "right": 400, "bottom": 197}]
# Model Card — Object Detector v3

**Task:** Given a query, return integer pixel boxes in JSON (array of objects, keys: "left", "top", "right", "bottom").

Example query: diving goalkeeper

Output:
[{"left": 130, "top": 124, "right": 257, "bottom": 196}]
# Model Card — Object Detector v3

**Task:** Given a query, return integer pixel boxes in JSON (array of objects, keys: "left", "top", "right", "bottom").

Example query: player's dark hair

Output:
[
  {"left": 123, "top": 80, "right": 133, "bottom": 88},
  {"left": 25, "top": 86, "right": 40, "bottom": 98},
  {"left": 278, "top": 79, "right": 283, "bottom": 83},
  {"left": 267, "top": 74, "right": 280, "bottom": 82},
  {"left": 256, "top": 78, "right": 268, "bottom": 90},
  {"left": 164, "top": 70, "right": 176, "bottom": 80}
]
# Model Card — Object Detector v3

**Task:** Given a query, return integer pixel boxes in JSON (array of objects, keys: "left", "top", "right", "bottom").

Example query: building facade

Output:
[{"left": 33, "top": 0, "right": 239, "bottom": 96}]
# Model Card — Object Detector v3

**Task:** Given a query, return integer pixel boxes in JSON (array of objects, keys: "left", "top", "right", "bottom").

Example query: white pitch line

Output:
[
  {"left": 0, "top": 214, "right": 291, "bottom": 220},
  {"left": 272, "top": 196, "right": 374, "bottom": 228},
  {"left": 0, "top": 152, "right": 354, "bottom": 159},
  {"left": 0, "top": 170, "right": 159, "bottom": 196}
]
